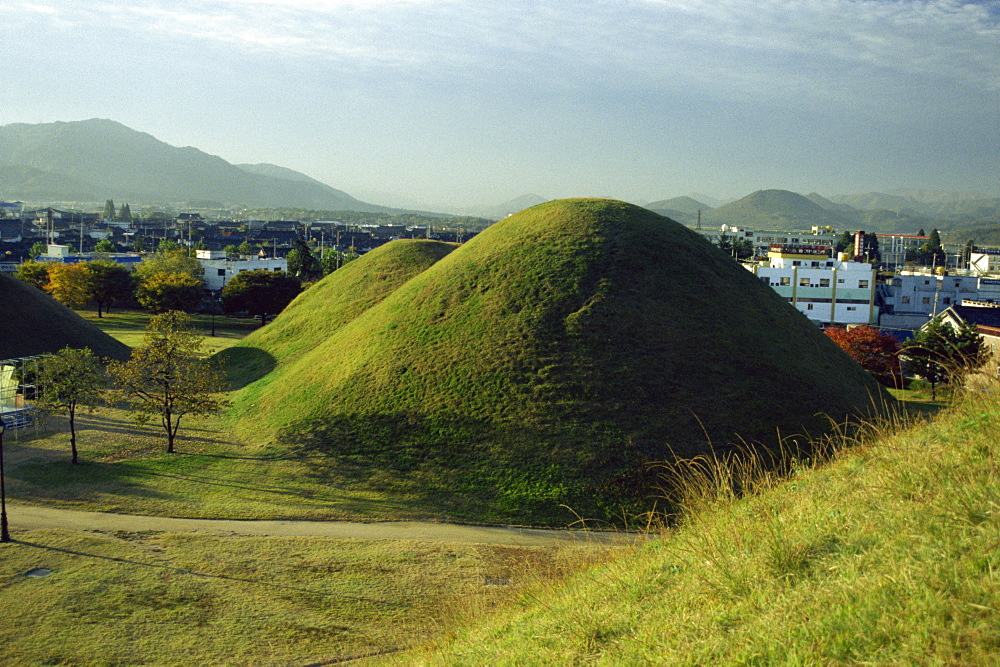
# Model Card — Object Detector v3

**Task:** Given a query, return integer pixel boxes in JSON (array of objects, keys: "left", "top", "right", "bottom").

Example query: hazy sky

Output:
[{"left": 3, "top": 0, "right": 999, "bottom": 207}]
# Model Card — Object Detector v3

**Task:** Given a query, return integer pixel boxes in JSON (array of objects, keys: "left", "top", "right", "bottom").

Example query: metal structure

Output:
[{"left": 0, "top": 355, "right": 47, "bottom": 439}]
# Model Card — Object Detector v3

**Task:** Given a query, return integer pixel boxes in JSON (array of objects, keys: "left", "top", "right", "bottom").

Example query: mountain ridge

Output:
[{"left": 0, "top": 119, "right": 394, "bottom": 212}]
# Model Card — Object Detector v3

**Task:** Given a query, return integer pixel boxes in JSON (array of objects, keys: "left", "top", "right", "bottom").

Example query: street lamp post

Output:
[{"left": 0, "top": 418, "right": 10, "bottom": 542}]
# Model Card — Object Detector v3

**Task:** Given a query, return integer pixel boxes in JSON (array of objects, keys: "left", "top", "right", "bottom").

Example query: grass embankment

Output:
[
  {"left": 225, "top": 199, "right": 892, "bottom": 525},
  {"left": 0, "top": 529, "right": 621, "bottom": 665},
  {"left": 404, "top": 387, "right": 1000, "bottom": 664}
]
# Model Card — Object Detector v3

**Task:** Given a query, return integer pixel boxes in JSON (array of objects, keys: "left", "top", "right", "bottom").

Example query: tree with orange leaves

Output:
[{"left": 825, "top": 325, "right": 902, "bottom": 387}]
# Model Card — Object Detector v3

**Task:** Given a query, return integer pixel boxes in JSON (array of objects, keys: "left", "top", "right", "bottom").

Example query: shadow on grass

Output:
[
  {"left": 9, "top": 459, "right": 176, "bottom": 501},
  {"left": 276, "top": 411, "right": 648, "bottom": 526},
  {"left": 213, "top": 346, "right": 277, "bottom": 389},
  {"left": 14, "top": 540, "right": 398, "bottom": 605}
]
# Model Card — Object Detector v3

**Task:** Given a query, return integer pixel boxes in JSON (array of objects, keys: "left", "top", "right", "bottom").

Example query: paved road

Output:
[{"left": 9, "top": 504, "right": 638, "bottom": 546}]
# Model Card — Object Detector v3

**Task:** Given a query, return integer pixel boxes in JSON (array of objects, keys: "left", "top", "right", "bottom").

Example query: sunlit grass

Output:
[
  {"left": 0, "top": 529, "right": 625, "bottom": 665},
  {"left": 79, "top": 308, "right": 258, "bottom": 355},
  {"left": 405, "top": 386, "right": 1000, "bottom": 664}
]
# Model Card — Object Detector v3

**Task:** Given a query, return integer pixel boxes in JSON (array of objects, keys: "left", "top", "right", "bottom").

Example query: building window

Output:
[
  {"left": 902, "top": 296, "right": 911, "bottom": 304},
  {"left": 819, "top": 279, "right": 830, "bottom": 287},
  {"left": 780, "top": 277, "right": 790, "bottom": 286},
  {"left": 859, "top": 280, "right": 869, "bottom": 288},
  {"left": 943, "top": 297, "right": 951, "bottom": 304},
  {"left": 800, "top": 278, "right": 811, "bottom": 287},
  {"left": 792, "top": 261, "right": 800, "bottom": 266},
  {"left": 847, "top": 306, "right": 857, "bottom": 311},
  {"left": 217, "top": 269, "right": 226, "bottom": 276},
  {"left": 922, "top": 297, "right": 931, "bottom": 304},
  {"left": 838, "top": 279, "right": 845, "bottom": 283},
  {"left": 807, "top": 303, "right": 814, "bottom": 310}
]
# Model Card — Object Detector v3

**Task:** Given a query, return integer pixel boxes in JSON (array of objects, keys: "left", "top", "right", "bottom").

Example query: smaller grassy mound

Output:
[
  {"left": 216, "top": 239, "right": 456, "bottom": 388},
  {"left": 0, "top": 274, "right": 130, "bottom": 360},
  {"left": 407, "top": 389, "right": 1000, "bottom": 663}
]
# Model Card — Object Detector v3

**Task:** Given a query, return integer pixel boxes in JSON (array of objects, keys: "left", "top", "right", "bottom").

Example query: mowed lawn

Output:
[
  {"left": 0, "top": 528, "right": 623, "bottom": 665},
  {"left": 0, "top": 306, "right": 630, "bottom": 665},
  {"left": 78, "top": 307, "right": 259, "bottom": 355}
]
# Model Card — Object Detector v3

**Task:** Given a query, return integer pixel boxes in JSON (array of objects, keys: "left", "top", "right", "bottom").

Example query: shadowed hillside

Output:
[
  {"left": 0, "top": 274, "right": 130, "bottom": 360},
  {"left": 226, "top": 199, "right": 891, "bottom": 523}
]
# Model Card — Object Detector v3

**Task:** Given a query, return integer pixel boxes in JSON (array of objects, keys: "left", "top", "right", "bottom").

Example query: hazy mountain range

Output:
[
  {"left": 0, "top": 119, "right": 394, "bottom": 212},
  {"left": 1, "top": 119, "right": 998, "bottom": 238}
]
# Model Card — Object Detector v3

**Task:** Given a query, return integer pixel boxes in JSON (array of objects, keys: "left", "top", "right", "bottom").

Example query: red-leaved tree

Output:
[{"left": 825, "top": 325, "right": 903, "bottom": 388}]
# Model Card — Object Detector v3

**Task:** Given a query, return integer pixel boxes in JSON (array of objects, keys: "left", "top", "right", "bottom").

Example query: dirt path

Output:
[{"left": 9, "top": 503, "right": 638, "bottom": 546}]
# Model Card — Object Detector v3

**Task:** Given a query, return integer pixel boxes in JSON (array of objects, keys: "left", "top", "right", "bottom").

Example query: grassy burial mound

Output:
[
  {"left": 217, "top": 239, "right": 458, "bottom": 387},
  {"left": 0, "top": 273, "right": 129, "bottom": 361},
  {"left": 228, "top": 199, "right": 890, "bottom": 524}
]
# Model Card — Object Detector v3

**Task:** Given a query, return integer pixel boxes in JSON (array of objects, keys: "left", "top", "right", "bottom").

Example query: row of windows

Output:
[
  {"left": 899, "top": 296, "right": 952, "bottom": 305},
  {"left": 762, "top": 277, "right": 869, "bottom": 289},
  {"left": 805, "top": 304, "right": 861, "bottom": 311}
]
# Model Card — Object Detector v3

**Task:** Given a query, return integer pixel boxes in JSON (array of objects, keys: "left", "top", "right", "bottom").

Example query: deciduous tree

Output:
[
  {"left": 107, "top": 311, "right": 229, "bottom": 453},
  {"left": 824, "top": 325, "right": 901, "bottom": 387},
  {"left": 37, "top": 347, "right": 105, "bottom": 464},
  {"left": 221, "top": 269, "right": 302, "bottom": 326},
  {"left": 86, "top": 260, "right": 134, "bottom": 317},
  {"left": 135, "top": 271, "right": 204, "bottom": 313},
  {"left": 14, "top": 259, "right": 50, "bottom": 289},
  {"left": 44, "top": 262, "right": 93, "bottom": 308},
  {"left": 94, "top": 238, "right": 117, "bottom": 253},
  {"left": 29, "top": 241, "right": 47, "bottom": 258},
  {"left": 134, "top": 250, "right": 204, "bottom": 282}
]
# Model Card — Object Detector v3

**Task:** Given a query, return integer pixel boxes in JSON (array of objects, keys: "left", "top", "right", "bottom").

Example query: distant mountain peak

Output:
[{"left": 0, "top": 119, "right": 393, "bottom": 212}]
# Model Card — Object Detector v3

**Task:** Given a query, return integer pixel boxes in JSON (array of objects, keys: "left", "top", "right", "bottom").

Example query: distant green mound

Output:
[
  {"left": 226, "top": 199, "right": 891, "bottom": 523},
  {"left": 0, "top": 273, "right": 130, "bottom": 360}
]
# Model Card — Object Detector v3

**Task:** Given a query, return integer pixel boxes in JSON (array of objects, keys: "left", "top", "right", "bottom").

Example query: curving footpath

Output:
[{"left": 9, "top": 503, "right": 639, "bottom": 547}]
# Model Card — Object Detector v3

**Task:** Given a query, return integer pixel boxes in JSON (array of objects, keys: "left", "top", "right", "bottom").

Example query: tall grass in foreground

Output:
[{"left": 402, "top": 387, "right": 1000, "bottom": 664}]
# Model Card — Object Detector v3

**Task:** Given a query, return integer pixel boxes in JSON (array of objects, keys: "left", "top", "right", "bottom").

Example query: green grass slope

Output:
[
  {"left": 216, "top": 239, "right": 457, "bottom": 386},
  {"left": 409, "top": 390, "right": 1000, "bottom": 664},
  {"left": 0, "top": 274, "right": 130, "bottom": 361},
  {"left": 228, "top": 199, "right": 890, "bottom": 524}
]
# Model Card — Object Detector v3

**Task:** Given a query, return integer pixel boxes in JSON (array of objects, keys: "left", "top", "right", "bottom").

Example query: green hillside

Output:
[
  {"left": 0, "top": 274, "right": 130, "bottom": 361},
  {"left": 409, "top": 389, "right": 1000, "bottom": 664},
  {"left": 225, "top": 198, "right": 891, "bottom": 524}
]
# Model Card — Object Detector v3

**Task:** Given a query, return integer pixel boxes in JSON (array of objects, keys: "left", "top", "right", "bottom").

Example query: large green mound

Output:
[
  {"left": 228, "top": 199, "right": 891, "bottom": 523},
  {"left": 0, "top": 273, "right": 130, "bottom": 360}
]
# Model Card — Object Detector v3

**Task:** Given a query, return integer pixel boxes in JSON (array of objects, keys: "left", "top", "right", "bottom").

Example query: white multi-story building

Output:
[
  {"left": 195, "top": 250, "right": 288, "bottom": 292},
  {"left": 878, "top": 273, "right": 1000, "bottom": 330},
  {"left": 751, "top": 244, "right": 876, "bottom": 326}
]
